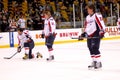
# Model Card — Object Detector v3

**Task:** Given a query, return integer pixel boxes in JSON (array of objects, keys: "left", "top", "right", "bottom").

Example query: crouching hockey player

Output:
[
  {"left": 17, "top": 28, "right": 35, "bottom": 59},
  {"left": 80, "top": 4, "right": 105, "bottom": 69}
]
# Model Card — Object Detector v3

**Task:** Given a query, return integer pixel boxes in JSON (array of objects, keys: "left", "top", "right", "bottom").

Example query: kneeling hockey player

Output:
[{"left": 17, "top": 28, "right": 35, "bottom": 59}]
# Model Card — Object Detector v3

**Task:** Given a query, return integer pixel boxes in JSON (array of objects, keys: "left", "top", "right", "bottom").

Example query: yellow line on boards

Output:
[{"left": 0, "top": 36, "right": 120, "bottom": 48}]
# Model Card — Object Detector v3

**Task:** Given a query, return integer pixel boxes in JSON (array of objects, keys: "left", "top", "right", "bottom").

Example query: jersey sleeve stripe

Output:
[
  {"left": 95, "top": 15, "right": 103, "bottom": 30},
  {"left": 48, "top": 21, "right": 52, "bottom": 32}
]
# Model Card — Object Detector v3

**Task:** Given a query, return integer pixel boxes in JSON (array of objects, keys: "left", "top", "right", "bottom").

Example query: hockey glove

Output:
[
  {"left": 81, "top": 32, "right": 88, "bottom": 38},
  {"left": 99, "top": 30, "right": 105, "bottom": 39},
  {"left": 41, "top": 34, "right": 45, "bottom": 38},
  {"left": 17, "top": 46, "right": 21, "bottom": 53},
  {"left": 78, "top": 36, "right": 84, "bottom": 40}
]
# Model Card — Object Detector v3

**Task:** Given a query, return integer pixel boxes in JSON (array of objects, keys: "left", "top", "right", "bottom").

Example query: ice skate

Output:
[
  {"left": 23, "top": 54, "right": 28, "bottom": 60},
  {"left": 94, "top": 62, "right": 102, "bottom": 69},
  {"left": 46, "top": 55, "right": 54, "bottom": 61},
  {"left": 88, "top": 61, "right": 96, "bottom": 69},
  {"left": 36, "top": 52, "right": 43, "bottom": 58},
  {"left": 88, "top": 61, "right": 102, "bottom": 70}
]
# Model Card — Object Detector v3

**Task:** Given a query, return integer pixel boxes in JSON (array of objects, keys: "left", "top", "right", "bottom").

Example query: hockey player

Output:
[
  {"left": 117, "top": 18, "right": 120, "bottom": 31},
  {"left": 80, "top": 4, "right": 105, "bottom": 69},
  {"left": 17, "top": 28, "right": 35, "bottom": 59},
  {"left": 41, "top": 11, "right": 56, "bottom": 61}
]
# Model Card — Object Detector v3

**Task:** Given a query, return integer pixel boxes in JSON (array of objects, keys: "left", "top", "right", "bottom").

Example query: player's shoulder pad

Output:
[
  {"left": 49, "top": 17, "right": 54, "bottom": 20},
  {"left": 23, "top": 30, "right": 29, "bottom": 34},
  {"left": 95, "top": 12, "right": 102, "bottom": 16},
  {"left": 86, "top": 15, "right": 91, "bottom": 19}
]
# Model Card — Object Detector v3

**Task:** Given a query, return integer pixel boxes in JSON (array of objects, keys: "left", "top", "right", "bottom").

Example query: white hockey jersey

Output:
[
  {"left": 43, "top": 17, "right": 56, "bottom": 36},
  {"left": 17, "top": 30, "right": 32, "bottom": 47},
  {"left": 85, "top": 13, "right": 106, "bottom": 36},
  {"left": 117, "top": 18, "right": 120, "bottom": 28}
]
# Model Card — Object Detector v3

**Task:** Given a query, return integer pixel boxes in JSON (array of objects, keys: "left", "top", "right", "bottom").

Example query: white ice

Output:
[{"left": 0, "top": 40, "right": 120, "bottom": 80}]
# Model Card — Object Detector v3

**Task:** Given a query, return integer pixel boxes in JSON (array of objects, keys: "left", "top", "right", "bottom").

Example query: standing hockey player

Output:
[
  {"left": 80, "top": 4, "right": 105, "bottom": 69},
  {"left": 42, "top": 11, "right": 56, "bottom": 61},
  {"left": 17, "top": 28, "right": 35, "bottom": 59}
]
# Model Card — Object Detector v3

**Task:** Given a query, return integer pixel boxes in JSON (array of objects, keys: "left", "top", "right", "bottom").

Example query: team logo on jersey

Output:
[
  {"left": 87, "top": 20, "right": 94, "bottom": 24},
  {"left": 51, "top": 22, "right": 54, "bottom": 25}
]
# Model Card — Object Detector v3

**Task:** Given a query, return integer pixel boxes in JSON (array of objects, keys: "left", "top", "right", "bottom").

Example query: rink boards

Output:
[{"left": 0, "top": 26, "right": 120, "bottom": 48}]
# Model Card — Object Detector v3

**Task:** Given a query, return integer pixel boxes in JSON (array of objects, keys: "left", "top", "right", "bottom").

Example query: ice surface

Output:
[{"left": 0, "top": 40, "right": 120, "bottom": 80}]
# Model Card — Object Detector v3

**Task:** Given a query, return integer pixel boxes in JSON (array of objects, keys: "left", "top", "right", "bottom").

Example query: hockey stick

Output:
[
  {"left": 71, "top": 36, "right": 100, "bottom": 40},
  {"left": 71, "top": 37, "right": 84, "bottom": 40},
  {"left": 4, "top": 47, "right": 23, "bottom": 59},
  {"left": 4, "top": 52, "right": 18, "bottom": 59}
]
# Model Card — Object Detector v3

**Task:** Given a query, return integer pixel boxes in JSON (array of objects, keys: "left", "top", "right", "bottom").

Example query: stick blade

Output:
[
  {"left": 71, "top": 37, "right": 78, "bottom": 39},
  {"left": 4, "top": 57, "right": 11, "bottom": 59}
]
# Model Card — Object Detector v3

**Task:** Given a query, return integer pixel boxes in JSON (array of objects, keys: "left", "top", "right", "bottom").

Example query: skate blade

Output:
[{"left": 88, "top": 67, "right": 102, "bottom": 71}]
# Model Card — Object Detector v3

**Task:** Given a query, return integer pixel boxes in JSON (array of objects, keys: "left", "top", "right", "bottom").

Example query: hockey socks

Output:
[{"left": 46, "top": 48, "right": 54, "bottom": 61}]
